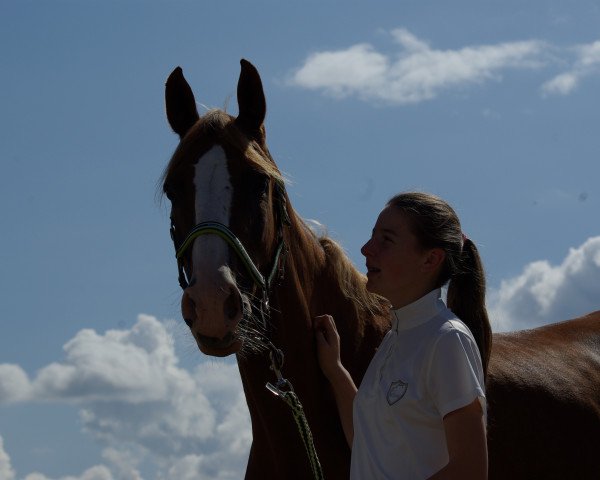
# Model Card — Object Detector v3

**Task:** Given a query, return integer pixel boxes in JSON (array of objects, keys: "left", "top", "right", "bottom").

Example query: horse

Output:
[
  {"left": 161, "top": 59, "right": 600, "bottom": 479},
  {"left": 162, "top": 59, "right": 391, "bottom": 479}
]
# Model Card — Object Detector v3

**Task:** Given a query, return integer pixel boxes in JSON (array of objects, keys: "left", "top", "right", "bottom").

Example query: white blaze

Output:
[{"left": 192, "top": 145, "right": 233, "bottom": 281}]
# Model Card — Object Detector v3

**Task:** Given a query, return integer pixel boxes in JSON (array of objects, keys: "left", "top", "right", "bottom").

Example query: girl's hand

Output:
[
  {"left": 314, "top": 314, "right": 343, "bottom": 380},
  {"left": 314, "top": 314, "right": 357, "bottom": 447}
]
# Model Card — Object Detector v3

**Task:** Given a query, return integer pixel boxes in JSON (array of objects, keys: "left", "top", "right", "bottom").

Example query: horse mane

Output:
[{"left": 317, "top": 235, "right": 390, "bottom": 318}]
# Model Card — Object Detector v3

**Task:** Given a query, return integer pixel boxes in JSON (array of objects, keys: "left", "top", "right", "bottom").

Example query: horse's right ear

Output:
[
  {"left": 165, "top": 67, "right": 200, "bottom": 138},
  {"left": 235, "top": 59, "right": 266, "bottom": 135}
]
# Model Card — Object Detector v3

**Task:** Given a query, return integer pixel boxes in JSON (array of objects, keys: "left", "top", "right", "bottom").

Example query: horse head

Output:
[{"left": 163, "top": 60, "right": 289, "bottom": 357}]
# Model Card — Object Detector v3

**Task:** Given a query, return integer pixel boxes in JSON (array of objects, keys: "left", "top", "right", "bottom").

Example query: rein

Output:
[{"left": 169, "top": 180, "right": 324, "bottom": 480}]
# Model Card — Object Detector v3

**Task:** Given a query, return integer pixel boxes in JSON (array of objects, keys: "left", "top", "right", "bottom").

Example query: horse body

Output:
[
  {"left": 487, "top": 311, "right": 600, "bottom": 479},
  {"left": 162, "top": 59, "right": 600, "bottom": 479}
]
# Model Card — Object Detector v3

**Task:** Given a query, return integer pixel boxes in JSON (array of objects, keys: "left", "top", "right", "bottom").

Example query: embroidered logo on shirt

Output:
[{"left": 386, "top": 380, "right": 408, "bottom": 405}]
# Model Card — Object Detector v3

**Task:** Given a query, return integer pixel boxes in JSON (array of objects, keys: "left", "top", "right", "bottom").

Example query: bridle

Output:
[
  {"left": 171, "top": 178, "right": 289, "bottom": 290},
  {"left": 173, "top": 221, "right": 287, "bottom": 293},
  {"left": 169, "top": 176, "right": 291, "bottom": 337},
  {"left": 170, "top": 178, "right": 291, "bottom": 330}
]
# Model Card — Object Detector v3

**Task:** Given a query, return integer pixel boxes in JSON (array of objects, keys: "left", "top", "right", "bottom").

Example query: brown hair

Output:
[{"left": 387, "top": 192, "right": 492, "bottom": 378}]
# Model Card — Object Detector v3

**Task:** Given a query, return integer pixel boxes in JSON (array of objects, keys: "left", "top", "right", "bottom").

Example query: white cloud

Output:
[
  {"left": 288, "top": 28, "right": 547, "bottom": 104},
  {"left": 578, "top": 40, "right": 600, "bottom": 67},
  {"left": 100, "top": 448, "right": 142, "bottom": 480},
  {"left": 541, "top": 40, "right": 600, "bottom": 96},
  {"left": 157, "top": 453, "right": 246, "bottom": 480},
  {"left": 1, "top": 435, "right": 115, "bottom": 480},
  {"left": 489, "top": 236, "right": 600, "bottom": 332},
  {"left": 541, "top": 72, "right": 578, "bottom": 95},
  {"left": 290, "top": 44, "right": 389, "bottom": 97},
  {"left": 0, "top": 315, "right": 251, "bottom": 480},
  {"left": 22, "top": 466, "right": 115, "bottom": 480},
  {"left": 0, "top": 364, "right": 31, "bottom": 404},
  {"left": 32, "top": 315, "right": 182, "bottom": 404},
  {"left": 0, "top": 436, "right": 16, "bottom": 480}
]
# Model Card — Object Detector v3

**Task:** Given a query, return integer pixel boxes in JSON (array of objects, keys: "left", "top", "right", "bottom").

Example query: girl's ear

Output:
[{"left": 422, "top": 248, "right": 446, "bottom": 273}]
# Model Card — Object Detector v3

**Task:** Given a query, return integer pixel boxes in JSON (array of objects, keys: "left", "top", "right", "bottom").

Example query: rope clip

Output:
[{"left": 266, "top": 378, "right": 294, "bottom": 399}]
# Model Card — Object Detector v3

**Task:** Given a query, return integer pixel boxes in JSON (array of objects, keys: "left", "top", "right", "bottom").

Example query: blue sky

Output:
[{"left": 1, "top": 1, "right": 599, "bottom": 478}]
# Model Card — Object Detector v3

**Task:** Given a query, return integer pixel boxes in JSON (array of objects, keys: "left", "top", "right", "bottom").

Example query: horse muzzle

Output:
[
  {"left": 196, "top": 332, "right": 243, "bottom": 357},
  {"left": 181, "top": 273, "right": 245, "bottom": 356}
]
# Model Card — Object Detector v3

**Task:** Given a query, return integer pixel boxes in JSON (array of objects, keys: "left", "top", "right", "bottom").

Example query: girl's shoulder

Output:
[{"left": 426, "top": 311, "right": 480, "bottom": 357}]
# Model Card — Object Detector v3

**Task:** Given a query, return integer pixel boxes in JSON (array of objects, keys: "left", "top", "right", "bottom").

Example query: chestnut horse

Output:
[
  {"left": 487, "top": 313, "right": 600, "bottom": 479},
  {"left": 162, "top": 60, "right": 600, "bottom": 479}
]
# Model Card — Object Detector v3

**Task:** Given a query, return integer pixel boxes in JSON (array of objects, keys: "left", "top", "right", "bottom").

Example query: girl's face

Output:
[{"left": 360, "top": 206, "right": 433, "bottom": 307}]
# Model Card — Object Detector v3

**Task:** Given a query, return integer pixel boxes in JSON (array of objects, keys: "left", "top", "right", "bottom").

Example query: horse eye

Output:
[
  {"left": 164, "top": 184, "right": 178, "bottom": 202},
  {"left": 257, "top": 176, "right": 270, "bottom": 195}
]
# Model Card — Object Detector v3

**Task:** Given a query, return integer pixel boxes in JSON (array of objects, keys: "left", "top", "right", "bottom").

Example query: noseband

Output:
[
  {"left": 170, "top": 179, "right": 290, "bottom": 294},
  {"left": 173, "top": 221, "right": 287, "bottom": 293}
]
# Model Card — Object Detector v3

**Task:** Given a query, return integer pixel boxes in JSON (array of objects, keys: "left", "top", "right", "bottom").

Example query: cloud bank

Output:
[
  {"left": 489, "top": 236, "right": 600, "bottom": 332},
  {"left": 0, "top": 315, "right": 251, "bottom": 479},
  {"left": 288, "top": 28, "right": 600, "bottom": 104}
]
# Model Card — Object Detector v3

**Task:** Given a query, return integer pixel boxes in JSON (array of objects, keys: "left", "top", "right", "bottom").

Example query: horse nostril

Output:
[
  {"left": 181, "top": 293, "right": 196, "bottom": 329},
  {"left": 224, "top": 288, "right": 241, "bottom": 321}
]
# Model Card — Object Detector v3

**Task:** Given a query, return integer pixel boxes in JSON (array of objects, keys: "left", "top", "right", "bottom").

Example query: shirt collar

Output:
[{"left": 391, "top": 288, "right": 444, "bottom": 332}]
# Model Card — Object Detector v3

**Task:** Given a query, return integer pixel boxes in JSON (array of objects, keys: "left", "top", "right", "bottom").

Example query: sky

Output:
[{"left": 1, "top": 1, "right": 599, "bottom": 478}]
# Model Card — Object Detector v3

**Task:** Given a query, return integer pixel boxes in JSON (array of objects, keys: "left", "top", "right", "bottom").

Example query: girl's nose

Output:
[{"left": 361, "top": 239, "right": 373, "bottom": 257}]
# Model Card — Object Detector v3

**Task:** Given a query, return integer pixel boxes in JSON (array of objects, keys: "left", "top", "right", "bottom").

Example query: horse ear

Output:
[
  {"left": 235, "top": 59, "right": 266, "bottom": 134},
  {"left": 165, "top": 67, "right": 200, "bottom": 138}
]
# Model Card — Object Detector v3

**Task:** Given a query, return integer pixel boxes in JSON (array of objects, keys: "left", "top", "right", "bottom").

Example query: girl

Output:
[{"left": 315, "top": 192, "right": 491, "bottom": 480}]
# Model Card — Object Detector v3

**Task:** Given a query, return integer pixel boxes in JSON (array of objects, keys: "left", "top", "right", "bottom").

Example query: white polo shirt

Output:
[{"left": 350, "top": 288, "right": 486, "bottom": 480}]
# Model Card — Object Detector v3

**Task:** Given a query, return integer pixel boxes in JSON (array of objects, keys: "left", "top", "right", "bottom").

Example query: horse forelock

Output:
[{"left": 160, "top": 109, "right": 283, "bottom": 195}]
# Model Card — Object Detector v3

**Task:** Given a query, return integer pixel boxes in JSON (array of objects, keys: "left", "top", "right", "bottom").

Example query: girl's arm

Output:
[
  {"left": 314, "top": 314, "right": 358, "bottom": 448},
  {"left": 427, "top": 398, "right": 488, "bottom": 480}
]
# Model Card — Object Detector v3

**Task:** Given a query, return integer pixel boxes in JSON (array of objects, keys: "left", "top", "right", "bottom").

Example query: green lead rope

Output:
[{"left": 267, "top": 382, "right": 325, "bottom": 480}]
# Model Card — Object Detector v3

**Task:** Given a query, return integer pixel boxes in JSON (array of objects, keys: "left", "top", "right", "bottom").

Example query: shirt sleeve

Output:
[{"left": 426, "top": 328, "right": 486, "bottom": 419}]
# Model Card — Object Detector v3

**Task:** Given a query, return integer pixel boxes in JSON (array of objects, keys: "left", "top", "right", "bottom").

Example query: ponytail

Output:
[
  {"left": 387, "top": 192, "right": 492, "bottom": 380},
  {"left": 446, "top": 239, "right": 492, "bottom": 378}
]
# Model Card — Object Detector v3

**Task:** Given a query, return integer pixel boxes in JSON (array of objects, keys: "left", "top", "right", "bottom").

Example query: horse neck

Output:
[
  {"left": 272, "top": 211, "right": 389, "bottom": 376},
  {"left": 273, "top": 213, "right": 328, "bottom": 325},
  {"left": 234, "top": 208, "right": 389, "bottom": 479}
]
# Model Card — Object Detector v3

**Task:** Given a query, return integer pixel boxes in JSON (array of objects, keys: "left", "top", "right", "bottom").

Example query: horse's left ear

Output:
[{"left": 235, "top": 59, "right": 266, "bottom": 134}]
